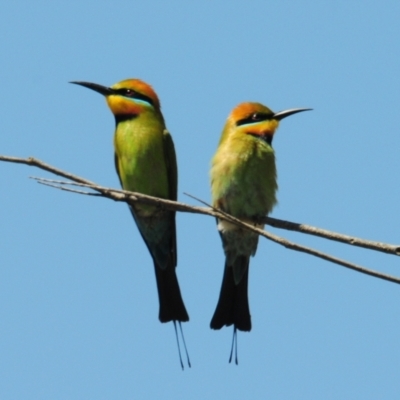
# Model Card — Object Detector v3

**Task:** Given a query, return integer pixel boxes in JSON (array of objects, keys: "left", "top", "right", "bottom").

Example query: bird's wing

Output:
[
  {"left": 162, "top": 129, "right": 178, "bottom": 266},
  {"left": 114, "top": 152, "right": 123, "bottom": 187},
  {"left": 162, "top": 129, "right": 178, "bottom": 201}
]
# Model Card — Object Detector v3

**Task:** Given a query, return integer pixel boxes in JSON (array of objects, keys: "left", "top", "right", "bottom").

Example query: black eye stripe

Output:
[
  {"left": 114, "top": 88, "right": 154, "bottom": 106},
  {"left": 236, "top": 112, "right": 272, "bottom": 126}
]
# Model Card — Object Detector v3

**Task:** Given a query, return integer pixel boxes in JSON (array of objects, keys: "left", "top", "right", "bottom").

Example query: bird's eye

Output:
[
  {"left": 236, "top": 112, "right": 270, "bottom": 126},
  {"left": 114, "top": 88, "right": 154, "bottom": 106}
]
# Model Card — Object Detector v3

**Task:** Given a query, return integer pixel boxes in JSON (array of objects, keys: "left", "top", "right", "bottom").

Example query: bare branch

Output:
[
  {"left": 2, "top": 154, "right": 400, "bottom": 286},
  {"left": 1, "top": 155, "right": 95, "bottom": 185},
  {"left": 30, "top": 176, "right": 211, "bottom": 215},
  {"left": 229, "top": 219, "right": 400, "bottom": 285},
  {"left": 265, "top": 216, "right": 400, "bottom": 256},
  {"left": 28, "top": 182, "right": 400, "bottom": 286},
  {"left": 5, "top": 156, "right": 398, "bottom": 256}
]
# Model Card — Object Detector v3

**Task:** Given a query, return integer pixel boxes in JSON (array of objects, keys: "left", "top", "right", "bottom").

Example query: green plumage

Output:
[
  {"left": 210, "top": 102, "right": 310, "bottom": 334},
  {"left": 114, "top": 110, "right": 188, "bottom": 323},
  {"left": 70, "top": 79, "right": 188, "bottom": 324},
  {"left": 210, "top": 103, "right": 279, "bottom": 332},
  {"left": 211, "top": 129, "right": 278, "bottom": 218},
  {"left": 114, "top": 113, "right": 170, "bottom": 201}
]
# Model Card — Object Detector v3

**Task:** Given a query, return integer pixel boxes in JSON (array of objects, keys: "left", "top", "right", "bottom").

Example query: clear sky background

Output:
[{"left": 1, "top": 1, "right": 400, "bottom": 399}]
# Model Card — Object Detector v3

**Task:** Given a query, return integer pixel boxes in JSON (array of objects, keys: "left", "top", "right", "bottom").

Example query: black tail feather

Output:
[
  {"left": 210, "top": 256, "right": 251, "bottom": 331},
  {"left": 154, "top": 261, "right": 189, "bottom": 323}
]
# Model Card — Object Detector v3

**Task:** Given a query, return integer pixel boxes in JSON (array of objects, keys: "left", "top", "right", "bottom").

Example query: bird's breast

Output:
[
  {"left": 211, "top": 135, "right": 278, "bottom": 218},
  {"left": 114, "top": 119, "right": 170, "bottom": 202}
]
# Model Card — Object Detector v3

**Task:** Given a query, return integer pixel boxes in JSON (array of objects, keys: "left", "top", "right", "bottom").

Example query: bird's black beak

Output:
[
  {"left": 70, "top": 81, "right": 113, "bottom": 96},
  {"left": 273, "top": 108, "right": 312, "bottom": 121}
]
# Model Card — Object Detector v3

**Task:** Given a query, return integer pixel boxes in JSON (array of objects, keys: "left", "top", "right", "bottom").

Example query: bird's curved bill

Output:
[
  {"left": 273, "top": 108, "right": 312, "bottom": 120},
  {"left": 70, "top": 81, "right": 113, "bottom": 96}
]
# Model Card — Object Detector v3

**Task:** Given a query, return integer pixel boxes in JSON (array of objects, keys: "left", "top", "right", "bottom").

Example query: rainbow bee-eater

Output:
[
  {"left": 71, "top": 79, "right": 189, "bottom": 367},
  {"left": 210, "top": 102, "right": 311, "bottom": 363}
]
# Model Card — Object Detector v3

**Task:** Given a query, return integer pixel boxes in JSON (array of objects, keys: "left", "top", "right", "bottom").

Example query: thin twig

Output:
[
  {"left": 183, "top": 192, "right": 400, "bottom": 284},
  {"left": 31, "top": 176, "right": 208, "bottom": 214},
  {"left": 36, "top": 180, "right": 102, "bottom": 196},
  {"left": 265, "top": 216, "right": 400, "bottom": 256},
  {"left": 1, "top": 155, "right": 95, "bottom": 185},
  {"left": 224, "top": 218, "right": 400, "bottom": 285},
  {"left": 183, "top": 191, "right": 400, "bottom": 257}
]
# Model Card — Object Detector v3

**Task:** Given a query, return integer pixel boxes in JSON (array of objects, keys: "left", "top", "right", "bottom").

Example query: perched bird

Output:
[
  {"left": 210, "top": 102, "right": 311, "bottom": 362},
  {"left": 71, "top": 79, "right": 189, "bottom": 366}
]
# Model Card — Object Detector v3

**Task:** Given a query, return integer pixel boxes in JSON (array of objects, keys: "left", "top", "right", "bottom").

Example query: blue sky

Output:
[{"left": 1, "top": 1, "right": 400, "bottom": 399}]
